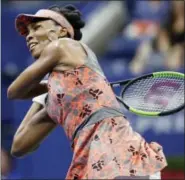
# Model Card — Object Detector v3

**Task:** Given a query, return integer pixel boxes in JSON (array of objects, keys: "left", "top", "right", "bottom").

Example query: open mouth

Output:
[{"left": 29, "top": 43, "right": 38, "bottom": 51}]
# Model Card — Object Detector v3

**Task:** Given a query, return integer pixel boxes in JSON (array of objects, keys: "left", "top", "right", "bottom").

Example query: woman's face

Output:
[{"left": 26, "top": 19, "right": 62, "bottom": 59}]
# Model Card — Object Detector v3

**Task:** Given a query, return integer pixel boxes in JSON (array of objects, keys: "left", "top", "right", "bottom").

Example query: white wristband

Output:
[
  {"left": 32, "top": 93, "right": 48, "bottom": 106},
  {"left": 40, "top": 80, "right": 48, "bottom": 84}
]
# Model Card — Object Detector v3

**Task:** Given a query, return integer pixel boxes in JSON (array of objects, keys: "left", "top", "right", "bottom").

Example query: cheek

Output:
[{"left": 35, "top": 31, "right": 49, "bottom": 42}]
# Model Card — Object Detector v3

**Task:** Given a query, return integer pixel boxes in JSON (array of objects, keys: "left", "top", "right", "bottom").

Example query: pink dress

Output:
[{"left": 46, "top": 42, "right": 167, "bottom": 179}]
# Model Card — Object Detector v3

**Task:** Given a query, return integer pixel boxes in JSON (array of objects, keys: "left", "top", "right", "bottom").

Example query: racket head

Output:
[{"left": 120, "top": 71, "right": 184, "bottom": 117}]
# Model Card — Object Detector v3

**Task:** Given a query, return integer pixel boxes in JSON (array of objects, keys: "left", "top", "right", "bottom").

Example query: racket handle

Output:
[{"left": 110, "top": 79, "right": 131, "bottom": 87}]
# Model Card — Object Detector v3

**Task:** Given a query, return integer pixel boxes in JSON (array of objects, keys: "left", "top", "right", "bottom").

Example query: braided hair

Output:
[{"left": 48, "top": 4, "right": 85, "bottom": 40}]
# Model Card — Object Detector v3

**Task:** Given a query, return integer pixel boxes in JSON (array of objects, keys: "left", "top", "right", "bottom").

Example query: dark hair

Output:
[{"left": 48, "top": 4, "right": 85, "bottom": 40}]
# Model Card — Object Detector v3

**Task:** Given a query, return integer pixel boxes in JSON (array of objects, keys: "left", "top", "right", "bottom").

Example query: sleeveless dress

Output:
[{"left": 46, "top": 41, "right": 167, "bottom": 179}]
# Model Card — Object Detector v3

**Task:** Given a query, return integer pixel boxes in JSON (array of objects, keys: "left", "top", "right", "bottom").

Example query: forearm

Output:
[
  {"left": 7, "top": 41, "right": 61, "bottom": 100},
  {"left": 20, "top": 83, "right": 48, "bottom": 99},
  {"left": 8, "top": 82, "right": 48, "bottom": 99}
]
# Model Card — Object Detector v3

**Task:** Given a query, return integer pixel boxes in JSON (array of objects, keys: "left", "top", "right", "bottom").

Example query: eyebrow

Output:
[{"left": 27, "top": 21, "right": 42, "bottom": 29}]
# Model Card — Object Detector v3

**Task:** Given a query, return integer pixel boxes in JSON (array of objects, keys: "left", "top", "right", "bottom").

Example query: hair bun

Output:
[
  {"left": 63, "top": 4, "right": 77, "bottom": 11},
  {"left": 49, "top": 4, "right": 85, "bottom": 40}
]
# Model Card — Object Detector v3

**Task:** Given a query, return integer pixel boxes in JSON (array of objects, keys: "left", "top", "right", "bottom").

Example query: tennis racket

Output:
[{"left": 110, "top": 71, "right": 184, "bottom": 117}]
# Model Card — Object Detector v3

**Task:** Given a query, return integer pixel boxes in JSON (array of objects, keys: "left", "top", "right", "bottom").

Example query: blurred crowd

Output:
[{"left": 125, "top": 0, "right": 184, "bottom": 75}]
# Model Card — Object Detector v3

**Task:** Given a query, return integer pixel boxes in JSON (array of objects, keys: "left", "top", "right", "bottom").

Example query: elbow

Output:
[
  {"left": 11, "top": 139, "right": 26, "bottom": 158},
  {"left": 11, "top": 147, "right": 24, "bottom": 158},
  {"left": 7, "top": 87, "right": 21, "bottom": 100},
  {"left": 7, "top": 87, "right": 16, "bottom": 99},
  {"left": 11, "top": 148, "right": 25, "bottom": 158},
  {"left": 11, "top": 137, "right": 39, "bottom": 158}
]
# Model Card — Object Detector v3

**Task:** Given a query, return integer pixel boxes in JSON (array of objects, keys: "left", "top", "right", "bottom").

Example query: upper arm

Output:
[
  {"left": 15, "top": 102, "right": 44, "bottom": 135},
  {"left": 25, "top": 108, "right": 57, "bottom": 147},
  {"left": 8, "top": 40, "right": 63, "bottom": 98},
  {"left": 27, "top": 41, "right": 62, "bottom": 81},
  {"left": 12, "top": 107, "right": 57, "bottom": 157},
  {"left": 27, "top": 107, "right": 57, "bottom": 134}
]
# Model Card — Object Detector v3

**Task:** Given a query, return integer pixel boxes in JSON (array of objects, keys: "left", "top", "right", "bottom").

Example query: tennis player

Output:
[{"left": 8, "top": 5, "right": 167, "bottom": 179}]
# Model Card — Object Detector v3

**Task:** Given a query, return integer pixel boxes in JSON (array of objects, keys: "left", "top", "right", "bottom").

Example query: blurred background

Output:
[{"left": 1, "top": 0, "right": 184, "bottom": 179}]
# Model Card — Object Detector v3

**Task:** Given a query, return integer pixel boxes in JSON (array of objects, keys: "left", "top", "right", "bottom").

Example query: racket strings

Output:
[{"left": 122, "top": 77, "right": 184, "bottom": 112}]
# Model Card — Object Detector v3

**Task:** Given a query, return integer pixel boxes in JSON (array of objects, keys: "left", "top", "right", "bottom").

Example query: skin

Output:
[
  {"left": 7, "top": 20, "right": 86, "bottom": 99},
  {"left": 9, "top": 19, "right": 87, "bottom": 157},
  {"left": 11, "top": 102, "right": 55, "bottom": 157},
  {"left": 1, "top": 148, "right": 11, "bottom": 176}
]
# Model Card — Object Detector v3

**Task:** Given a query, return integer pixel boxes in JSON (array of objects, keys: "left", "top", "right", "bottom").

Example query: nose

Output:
[{"left": 26, "top": 31, "right": 34, "bottom": 42}]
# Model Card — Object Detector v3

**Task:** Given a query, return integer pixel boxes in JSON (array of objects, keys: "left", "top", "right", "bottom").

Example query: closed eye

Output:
[{"left": 33, "top": 25, "right": 42, "bottom": 31}]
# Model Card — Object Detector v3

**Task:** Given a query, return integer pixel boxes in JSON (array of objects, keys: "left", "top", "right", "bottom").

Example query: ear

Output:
[{"left": 59, "top": 27, "right": 68, "bottom": 38}]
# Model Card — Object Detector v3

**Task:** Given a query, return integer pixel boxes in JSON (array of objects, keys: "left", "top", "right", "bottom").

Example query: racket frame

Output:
[{"left": 111, "top": 71, "right": 185, "bottom": 117}]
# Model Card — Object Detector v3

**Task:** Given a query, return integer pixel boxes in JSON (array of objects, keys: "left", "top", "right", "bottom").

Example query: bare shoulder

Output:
[
  {"left": 42, "top": 38, "right": 83, "bottom": 57},
  {"left": 59, "top": 38, "right": 84, "bottom": 49},
  {"left": 43, "top": 38, "right": 87, "bottom": 70},
  {"left": 41, "top": 40, "right": 62, "bottom": 58},
  {"left": 57, "top": 38, "right": 86, "bottom": 64},
  {"left": 42, "top": 38, "right": 81, "bottom": 56}
]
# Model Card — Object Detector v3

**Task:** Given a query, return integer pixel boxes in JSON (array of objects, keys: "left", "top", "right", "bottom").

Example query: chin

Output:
[
  {"left": 31, "top": 49, "right": 41, "bottom": 60},
  {"left": 32, "top": 53, "right": 40, "bottom": 60}
]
